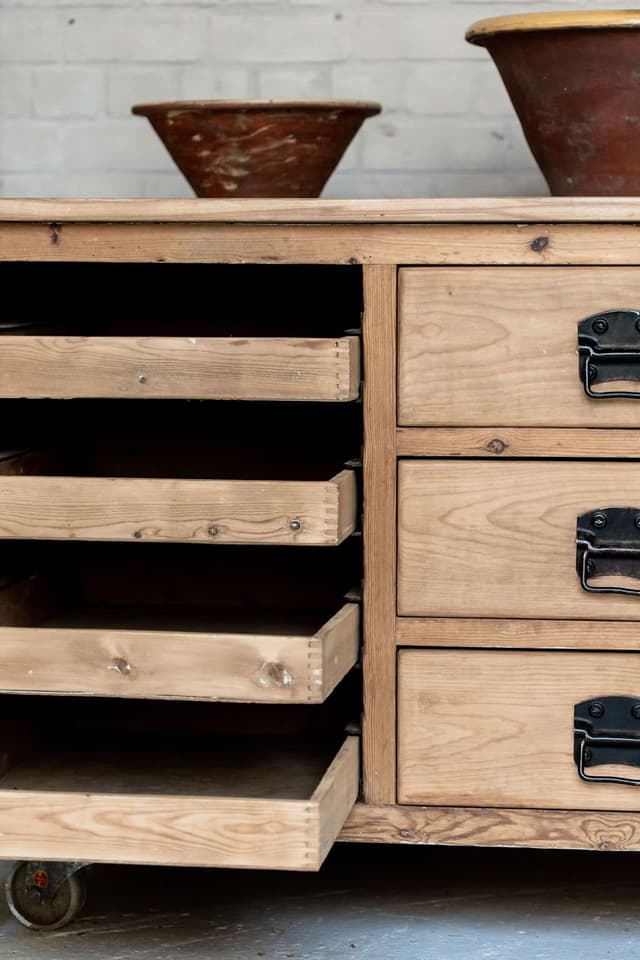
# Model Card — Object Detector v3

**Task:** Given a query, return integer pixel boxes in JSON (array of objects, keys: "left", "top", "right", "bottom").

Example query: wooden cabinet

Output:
[{"left": 7, "top": 198, "right": 640, "bottom": 872}]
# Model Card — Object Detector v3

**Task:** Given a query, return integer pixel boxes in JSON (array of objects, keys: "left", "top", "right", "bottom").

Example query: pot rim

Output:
[
  {"left": 467, "top": 9, "right": 640, "bottom": 44},
  {"left": 132, "top": 99, "right": 382, "bottom": 117}
]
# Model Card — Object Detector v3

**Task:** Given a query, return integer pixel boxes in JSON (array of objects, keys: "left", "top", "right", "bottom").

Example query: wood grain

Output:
[
  {"left": 0, "top": 737, "right": 358, "bottom": 870},
  {"left": 362, "top": 264, "right": 397, "bottom": 804},
  {"left": 317, "top": 603, "right": 361, "bottom": 702},
  {"left": 398, "top": 649, "right": 640, "bottom": 811},
  {"left": 399, "top": 266, "right": 640, "bottom": 428},
  {"left": 0, "top": 336, "right": 361, "bottom": 402},
  {"left": 397, "top": 427, "right": 640, "bottom": 459},
  {"left": 397, "top": 616, "right": 640, "bottom": 650},
  {"left": 0, "top": 471, "right": 356, "bottom": 545},
  {"left": 312, "top": 737, "right": 360, "bottom": 865},
  {"left": 7, "top": 222, "right": 640, "bottom": 266},
  {"left": 398, "top": 460, "right": 640, "bottom": 619},
  {"left": 7, "top": 197, "right": 640, "bottom": 222},
  {"left": 340, "top": 802, "right": 640, "bottom": 851},
  {"left": 0, "top": 602, "right": 359, "bottom": 703}
]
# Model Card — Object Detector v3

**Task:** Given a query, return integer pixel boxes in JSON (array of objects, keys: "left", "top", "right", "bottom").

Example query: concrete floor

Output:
[{"left": 1, "top": 844, "right": 639, "bottom": 958}]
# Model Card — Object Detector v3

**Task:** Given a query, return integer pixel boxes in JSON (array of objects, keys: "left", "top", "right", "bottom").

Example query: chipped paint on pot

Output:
[{"left": 132, "top": 100, "right": 381, "bottom": 198}]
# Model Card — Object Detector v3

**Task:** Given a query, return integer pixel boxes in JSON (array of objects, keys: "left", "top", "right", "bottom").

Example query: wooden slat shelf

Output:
[
  {"left": 0, "top": 735, "right": 359, "bottom": 870},
  {"left": 0, "top": 336, "right": 360, "bottom": 402}
]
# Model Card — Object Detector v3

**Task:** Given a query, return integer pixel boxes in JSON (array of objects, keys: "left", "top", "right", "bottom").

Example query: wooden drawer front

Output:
[
  {"left": 399, "top": 460, "right": 640, "bottom": 619},
  {"left": 0, "top": 588, "right": 359, "bottom": 703},
  {"left": 0, "top": 737, "right": 358, "bottom": 870},
  {"left": 398, "top": 266, "right": 640, "bottom": 427},
  {"left": 0, "top": 336, "right": 360, "bottom": 402},
  {"left": 0, "top": 470, "right": 356, "bottom": 546},
  {"left": 399, "top": 649, "right": 640, "bottom": 811}
]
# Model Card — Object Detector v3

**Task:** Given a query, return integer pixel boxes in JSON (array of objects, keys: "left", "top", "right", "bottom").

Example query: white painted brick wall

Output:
[{"left": 0, "top": 0, "right": 626, "bottom": 198}]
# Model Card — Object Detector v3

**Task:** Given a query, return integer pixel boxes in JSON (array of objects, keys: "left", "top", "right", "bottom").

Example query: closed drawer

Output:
[
  {"left": 399, "top": 459, "right": 640, "bottom": 619},
  {"left": 0, "top": 734, "right": 359, "bottom": 870},
  {"left": 399, "top": 648, "right": 640, "bottom": 811},
  {"left": 0, "top": 336, "right": 360, "bottom": 402},
  {"left": 398, "top": 266, "right": 640, "bottom": 427},
  {"left": 0, "top": 573, "right": 358, "bottom": 703}
]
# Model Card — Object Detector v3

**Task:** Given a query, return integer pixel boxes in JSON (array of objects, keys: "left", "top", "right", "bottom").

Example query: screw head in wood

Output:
[
  {"left": 288, "top": 518, "right": 303, "bottom": 532},
  {"left": 207, "top": 525, "right": 219, "bottom": 537}
]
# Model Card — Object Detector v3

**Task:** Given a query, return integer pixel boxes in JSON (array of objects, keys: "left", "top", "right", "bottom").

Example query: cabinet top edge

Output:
[{"left": 4, "top": 197, "right": 640, "bottom": 224}]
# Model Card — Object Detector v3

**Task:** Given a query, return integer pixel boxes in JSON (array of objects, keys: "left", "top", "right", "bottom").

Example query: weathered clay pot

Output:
[
  {"left": 132, "top": 99, "right": 381, "bottom": 197},
  {"left": 467, "top": 11, "right": 640, "bottom": 195}
]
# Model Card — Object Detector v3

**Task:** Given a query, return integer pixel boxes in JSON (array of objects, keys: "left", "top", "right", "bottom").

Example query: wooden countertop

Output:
[{"left": 4, "top": 197, "right": 640, "bottom": 223}]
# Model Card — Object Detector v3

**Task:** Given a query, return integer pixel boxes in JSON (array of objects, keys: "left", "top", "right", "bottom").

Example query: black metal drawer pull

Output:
[
  {"left": 574, "top": 697, "right": 640, "bottom": 786},
  {"left": 578, "top": 309, "right": 640, "bottom": 398},
  {"left": 576, "top": 507, "right": 640, "bottom": 596}
]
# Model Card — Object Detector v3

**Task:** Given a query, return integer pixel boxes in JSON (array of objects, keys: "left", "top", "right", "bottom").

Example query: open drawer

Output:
[
  {"left": 0, "top": 336, "right": 360, "bottom": 402},
  {"left": 0, "top": 727, "right": 359, "bottom": 870},
  {"left": 0, "top": 416, "right": 358, "bottom": 546},
  {"left": 0, "top": 570, "right": 359, "bottom": 702},
  {"left": 0, "top": 262, "right": 363, "bottom": 402},
  {"left": 0, "top": 468, "right": 356, "bottom": 546}
]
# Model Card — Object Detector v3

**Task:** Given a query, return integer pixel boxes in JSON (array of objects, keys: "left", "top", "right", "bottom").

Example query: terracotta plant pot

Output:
[
  {"left": 132, "top": 99, "right": 381, "bottom": 198},
  {"left": 467, "top": 11, "right": 640, "bottom": 196}
]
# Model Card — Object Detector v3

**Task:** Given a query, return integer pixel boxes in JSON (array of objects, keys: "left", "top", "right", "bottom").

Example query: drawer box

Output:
[
  {"left": 0, "top": 447, "right": 357, "bottom": 546},
  {"left": 0, "top": 734, "right": 358, "bottom": 870},
  {"left": 398, "top": 267, "right": 640, "bottom": 427},
  {"left": 0, "top": 575, "right": 359, "bottom": 703},
  {"left": 0, "top": 471, "right": 356, "bottom": 546},
  {"left": 398, "top": 648, "right": 640, "bottom": 811},
  {"left": 0, "top": 336, "right": 360, "bottom": 402},
  {"left": 398, "top": 460, "right": 640, "bottom": 619}
]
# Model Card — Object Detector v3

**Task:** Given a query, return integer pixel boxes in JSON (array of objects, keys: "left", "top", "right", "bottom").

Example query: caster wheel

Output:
[{"left": 5, "top": 861, "right": 87, "bottom": 930}]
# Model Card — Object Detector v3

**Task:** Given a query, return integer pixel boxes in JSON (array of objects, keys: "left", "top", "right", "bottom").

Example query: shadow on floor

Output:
[{"left": 1, "top": 843, "right": 639, "bottom": 958}]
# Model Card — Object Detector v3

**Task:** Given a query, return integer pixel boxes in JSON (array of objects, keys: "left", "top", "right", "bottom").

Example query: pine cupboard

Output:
[{"left": 4, "top": 198, "right": 640, "bottom": 877}]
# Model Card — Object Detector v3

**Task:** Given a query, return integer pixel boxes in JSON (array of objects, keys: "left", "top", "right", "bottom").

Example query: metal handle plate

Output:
[
  {"left": 574, "top": 697, "right": 640, "bottom": 786},
  {"left": 577, "top": 508, "right": 640, "bottom": 596},
  {"left": 578, "top": 309, "right": 640, "bottom": 399}
]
